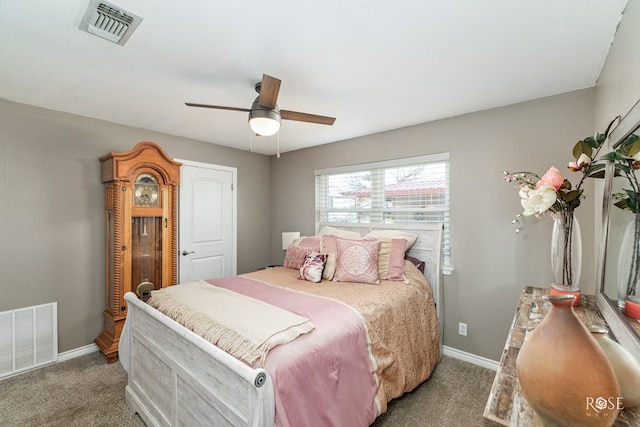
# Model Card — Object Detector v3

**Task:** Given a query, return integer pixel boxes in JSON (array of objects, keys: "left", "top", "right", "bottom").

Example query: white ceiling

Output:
[{"left": 0, "top": 0, "right": 628, "bottom": 155}]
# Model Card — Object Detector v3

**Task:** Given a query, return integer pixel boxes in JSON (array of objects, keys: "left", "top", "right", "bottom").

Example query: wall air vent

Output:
[{"left": 79, "top": 0, "right": 142, "bottom": 46}]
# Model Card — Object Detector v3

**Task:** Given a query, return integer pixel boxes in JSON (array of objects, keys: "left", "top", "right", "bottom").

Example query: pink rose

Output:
[{"left": 536, "top": 166, "right": 564, "bottom": 190}]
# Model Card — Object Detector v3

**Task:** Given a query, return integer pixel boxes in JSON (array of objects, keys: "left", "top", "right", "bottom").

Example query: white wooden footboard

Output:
[{"left": 121, "top": 292, "right": 275, "bottom": 427}]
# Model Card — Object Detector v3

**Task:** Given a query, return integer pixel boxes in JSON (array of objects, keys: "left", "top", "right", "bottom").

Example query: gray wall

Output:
[
  {"left": 590, "top": 0, "right": 640, "bottom": 293},
  {"left": 269, "top": 89, "right": 596, "bottom": 361},
  {"left": 0, "top": 100, "right": 271, "bottom": 353},
  {"left": 592, "top": 0, "right": 640, "bottom": 286},
  {"left": 596, "top": 0, "right": 640, "bottom": 128}
]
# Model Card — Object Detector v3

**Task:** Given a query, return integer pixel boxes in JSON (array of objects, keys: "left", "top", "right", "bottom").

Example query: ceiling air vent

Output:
[{"left": 79, "top": 0, "right": 142, "bottom": 46}]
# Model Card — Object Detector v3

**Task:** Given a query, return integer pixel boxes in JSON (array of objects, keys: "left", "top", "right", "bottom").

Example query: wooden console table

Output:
[{"left": 483, "top": 286, "right": 606, "bottom": 425}]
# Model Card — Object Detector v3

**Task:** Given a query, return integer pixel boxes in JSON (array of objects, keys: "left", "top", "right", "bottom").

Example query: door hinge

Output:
[{"left": 231, "top": 183, "right": 234, "bottom": 191}]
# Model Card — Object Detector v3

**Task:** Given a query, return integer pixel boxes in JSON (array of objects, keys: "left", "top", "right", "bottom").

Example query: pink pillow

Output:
[
  {"left": 386, "top": 238, "right": 407, "bottom": 281},
  {"left": 298, "top": 253, "right": 327, "bottom": 283},
  {"left": 284, "top": 245, "right": 312, "bottom": 269},
  {"left": 321, "top": 235, "right": 374, "bottom": 280},
  {"left": 292, "top": 236, "right": 321, "bottom": 252},
  {"left": 333, "top": 239, "right": 381, "bottom": 284}
]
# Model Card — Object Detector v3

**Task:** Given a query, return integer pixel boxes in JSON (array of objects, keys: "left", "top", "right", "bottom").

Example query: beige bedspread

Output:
[{"left": 242, "top": 261, "right": 441, "bottom": 414}]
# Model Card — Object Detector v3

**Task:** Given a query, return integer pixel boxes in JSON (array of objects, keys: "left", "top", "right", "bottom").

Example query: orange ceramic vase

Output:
[{"left": 516, "top": 295, "right": 621, "bottom": 426}]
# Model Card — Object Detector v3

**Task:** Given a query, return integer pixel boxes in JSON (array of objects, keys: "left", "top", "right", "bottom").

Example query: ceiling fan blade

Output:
[
  {"left": 281, "top": 110, "right": 336, "bottom": 126},
  {"left": 185, "top": 102, "right": 250, "bottom": 112},
  {"left": 258, "top": 74, "right": 281, "bottom": 109}
]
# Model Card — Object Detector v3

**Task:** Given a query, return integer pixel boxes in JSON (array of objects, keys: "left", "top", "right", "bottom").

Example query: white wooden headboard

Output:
[{"left": 317, "top": 222, "right": 444, "bottom": 349}]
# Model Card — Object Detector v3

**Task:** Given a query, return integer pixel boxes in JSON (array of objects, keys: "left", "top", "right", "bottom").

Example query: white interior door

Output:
[{"left": 177, "top": 160, "right": 236, "bottom": 283}]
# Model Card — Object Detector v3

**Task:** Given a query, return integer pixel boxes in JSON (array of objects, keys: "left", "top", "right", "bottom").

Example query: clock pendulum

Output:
[{"left": 136, "top": 218, "right": 155, "bottom": 301}]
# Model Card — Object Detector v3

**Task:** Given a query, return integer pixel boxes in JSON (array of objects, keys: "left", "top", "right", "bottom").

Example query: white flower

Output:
[
  {"left": 568, "top": 153, "right": 591, "bottom": 171},
  {"left": 521, "top": 185, "right": 557, "bottom": 216},
  {"left": 577, "top": 153, "right": 591, "bottom": 166}
]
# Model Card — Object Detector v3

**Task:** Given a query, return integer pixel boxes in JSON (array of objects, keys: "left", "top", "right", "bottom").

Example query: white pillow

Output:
[
  {"left": 364, "top": 229, "right": 418, "bottom": 251},
  {"left": 316, "top": 226, "right": 361, "bottom": 239}
]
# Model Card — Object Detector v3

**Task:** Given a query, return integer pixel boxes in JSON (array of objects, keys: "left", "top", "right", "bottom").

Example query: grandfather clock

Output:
[{"left": 95, "top": 141, "right": 181, "bottom": 363}]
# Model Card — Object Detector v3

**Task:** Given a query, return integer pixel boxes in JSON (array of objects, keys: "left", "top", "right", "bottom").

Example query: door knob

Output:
[{"left": 181, "top": 250, "right": 195, "bottom": 256}]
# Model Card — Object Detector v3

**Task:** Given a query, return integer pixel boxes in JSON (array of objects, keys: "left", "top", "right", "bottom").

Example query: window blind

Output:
[{"left": 315, "top": 153, "right": 451, "bottom": 269}]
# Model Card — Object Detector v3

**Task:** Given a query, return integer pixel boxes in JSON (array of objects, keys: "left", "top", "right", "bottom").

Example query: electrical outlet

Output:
[{"left": 458, "top": 322, "right": 468, "bottom": 336}]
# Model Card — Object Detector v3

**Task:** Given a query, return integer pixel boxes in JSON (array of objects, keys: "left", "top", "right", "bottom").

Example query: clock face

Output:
[{"left": 134, "top": 174, "right": 159, "bottom": 207}]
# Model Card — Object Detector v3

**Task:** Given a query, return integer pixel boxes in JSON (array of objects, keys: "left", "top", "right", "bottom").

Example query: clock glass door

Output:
[{"left": 131, "top": 216, "right": 162, "bottom": 300}]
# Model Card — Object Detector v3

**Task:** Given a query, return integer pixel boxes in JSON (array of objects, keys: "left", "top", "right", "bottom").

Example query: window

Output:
[{"left": 315, "top": 153, "right": 451, "bottom": 271}]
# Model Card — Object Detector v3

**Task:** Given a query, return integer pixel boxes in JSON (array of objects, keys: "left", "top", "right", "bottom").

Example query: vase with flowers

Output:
[
  {"left": 504, "top": 131, "right": 609, "bottom": 305},
  {"left": 601, "top": 131, "right": 640, "bottom": 319}
]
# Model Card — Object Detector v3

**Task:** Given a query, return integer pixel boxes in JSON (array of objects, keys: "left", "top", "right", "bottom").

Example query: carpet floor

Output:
[{"left": 1, "top": 351, "right": 495, "bottom": 426}]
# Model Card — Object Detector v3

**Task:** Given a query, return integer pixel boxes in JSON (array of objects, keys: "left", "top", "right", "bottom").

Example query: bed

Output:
[{"left": 119, "top": 223, "right": 443, "bottom": 426}]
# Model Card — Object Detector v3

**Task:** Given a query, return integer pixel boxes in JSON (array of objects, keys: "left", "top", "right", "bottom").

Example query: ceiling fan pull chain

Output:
[
  {"left": 249, "top": 127, "right": 253, "bottom": 153},
  {"left": 277, "top": 132, "right": 280, "bottom": 158}
]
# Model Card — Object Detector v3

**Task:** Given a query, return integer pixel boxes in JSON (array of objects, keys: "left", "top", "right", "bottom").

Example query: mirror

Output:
[{"left": 597, "top": 98, "right": 640, "bottom": 361}]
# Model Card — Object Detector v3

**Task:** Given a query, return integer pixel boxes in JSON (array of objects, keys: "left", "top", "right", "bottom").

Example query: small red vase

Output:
[
  {"left": 550, "top": 284, "right": 581, "bottom": 307},
  {"left": 625, "top": 297, "right": 640, "bottom": 320}
]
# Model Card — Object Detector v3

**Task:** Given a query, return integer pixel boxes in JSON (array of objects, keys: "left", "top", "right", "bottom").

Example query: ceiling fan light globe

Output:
[
  {"left": 249, "top": 117, "right": 280, "bottom": 136},
  {"left": 248, "top": 106, "right": 281, "bottom": 136}
]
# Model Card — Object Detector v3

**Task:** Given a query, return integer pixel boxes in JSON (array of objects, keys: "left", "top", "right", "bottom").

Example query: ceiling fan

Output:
[{"left": 185, "top": 74, "right": 336, "bottom": 137}]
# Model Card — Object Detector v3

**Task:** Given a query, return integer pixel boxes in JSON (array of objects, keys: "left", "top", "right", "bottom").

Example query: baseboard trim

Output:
[
  {"left": 14, "top": 343, "right": 498, "bottom": 380},
  {"left": 0, "top": 344, "right": 100, "bottom": 381},
  {"left": 58, "top": 343, "right": 99, "bottom": 362},
  {"left": 443, "top": 345, "right": 499, "bottom": 371}
]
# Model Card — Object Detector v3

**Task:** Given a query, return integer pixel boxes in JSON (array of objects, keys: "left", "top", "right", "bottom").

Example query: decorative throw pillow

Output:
[
  {"left": 333, "top": 239, "right": 381, "bottom": 284},
  {"left": 405, "top": 255, "right": 425, "bottom": 273},
  {"left": 320, "top": 235, "right": 339, "bottom": 280},
  {"left": 316, "top": 226, "right": 361, "bottom": 239},
  {"left": 283, "top": 245, "right": 313, "bottom": 270},
  {"left": 291, "top": 236, "right": 321, "bottom": 252},
  {"left": 377, "top": 238, "right": 409, "bottom": 283},
  {"left": 298, "top": 253, "right": 327, "bottom": 283},
  {"left": 364, "top": 230, "right": 418, "bottom": 251},
  {"left": 320, "top": 234, "right": 372, "bottom": 280}
]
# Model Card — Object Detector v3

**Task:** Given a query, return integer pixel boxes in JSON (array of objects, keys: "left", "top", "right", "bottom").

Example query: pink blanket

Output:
[{"left": 206, "top": 276, "right": 378, "bottom": 427}]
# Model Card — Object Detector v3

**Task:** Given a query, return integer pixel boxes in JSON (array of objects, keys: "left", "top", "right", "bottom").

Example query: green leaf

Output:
[
  {"left": 559, "top": 189, "right": 582, "bottom": 203},
  {"left": 586, "top": 163, "right": 605, "bottom": 174},
  {"left": 600, "top": 151, "right": 624, "bottom": 161},
  {"left": 582, "top": 136, "right": 599, "bottom": 149},
  {"left": 616, "top": 163, "right": 631, "bottom": 175},
  {"left": 615, "top": 151, "right": 634, "bottom": 160},
  {"left": 573, "top": 141, "right": 593, "bottom": 159},
  {"left": 614, "top": 200, "right": 629, "bottom": 210},
  {"left": 588, "top": 170, "right": 606, "bottom": 179},
  {"left": 623, "top": 134, "right": 640, "bottom": 157},
  {"left": 624, "top": 188, "right": 638, "bottom": 201}
]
